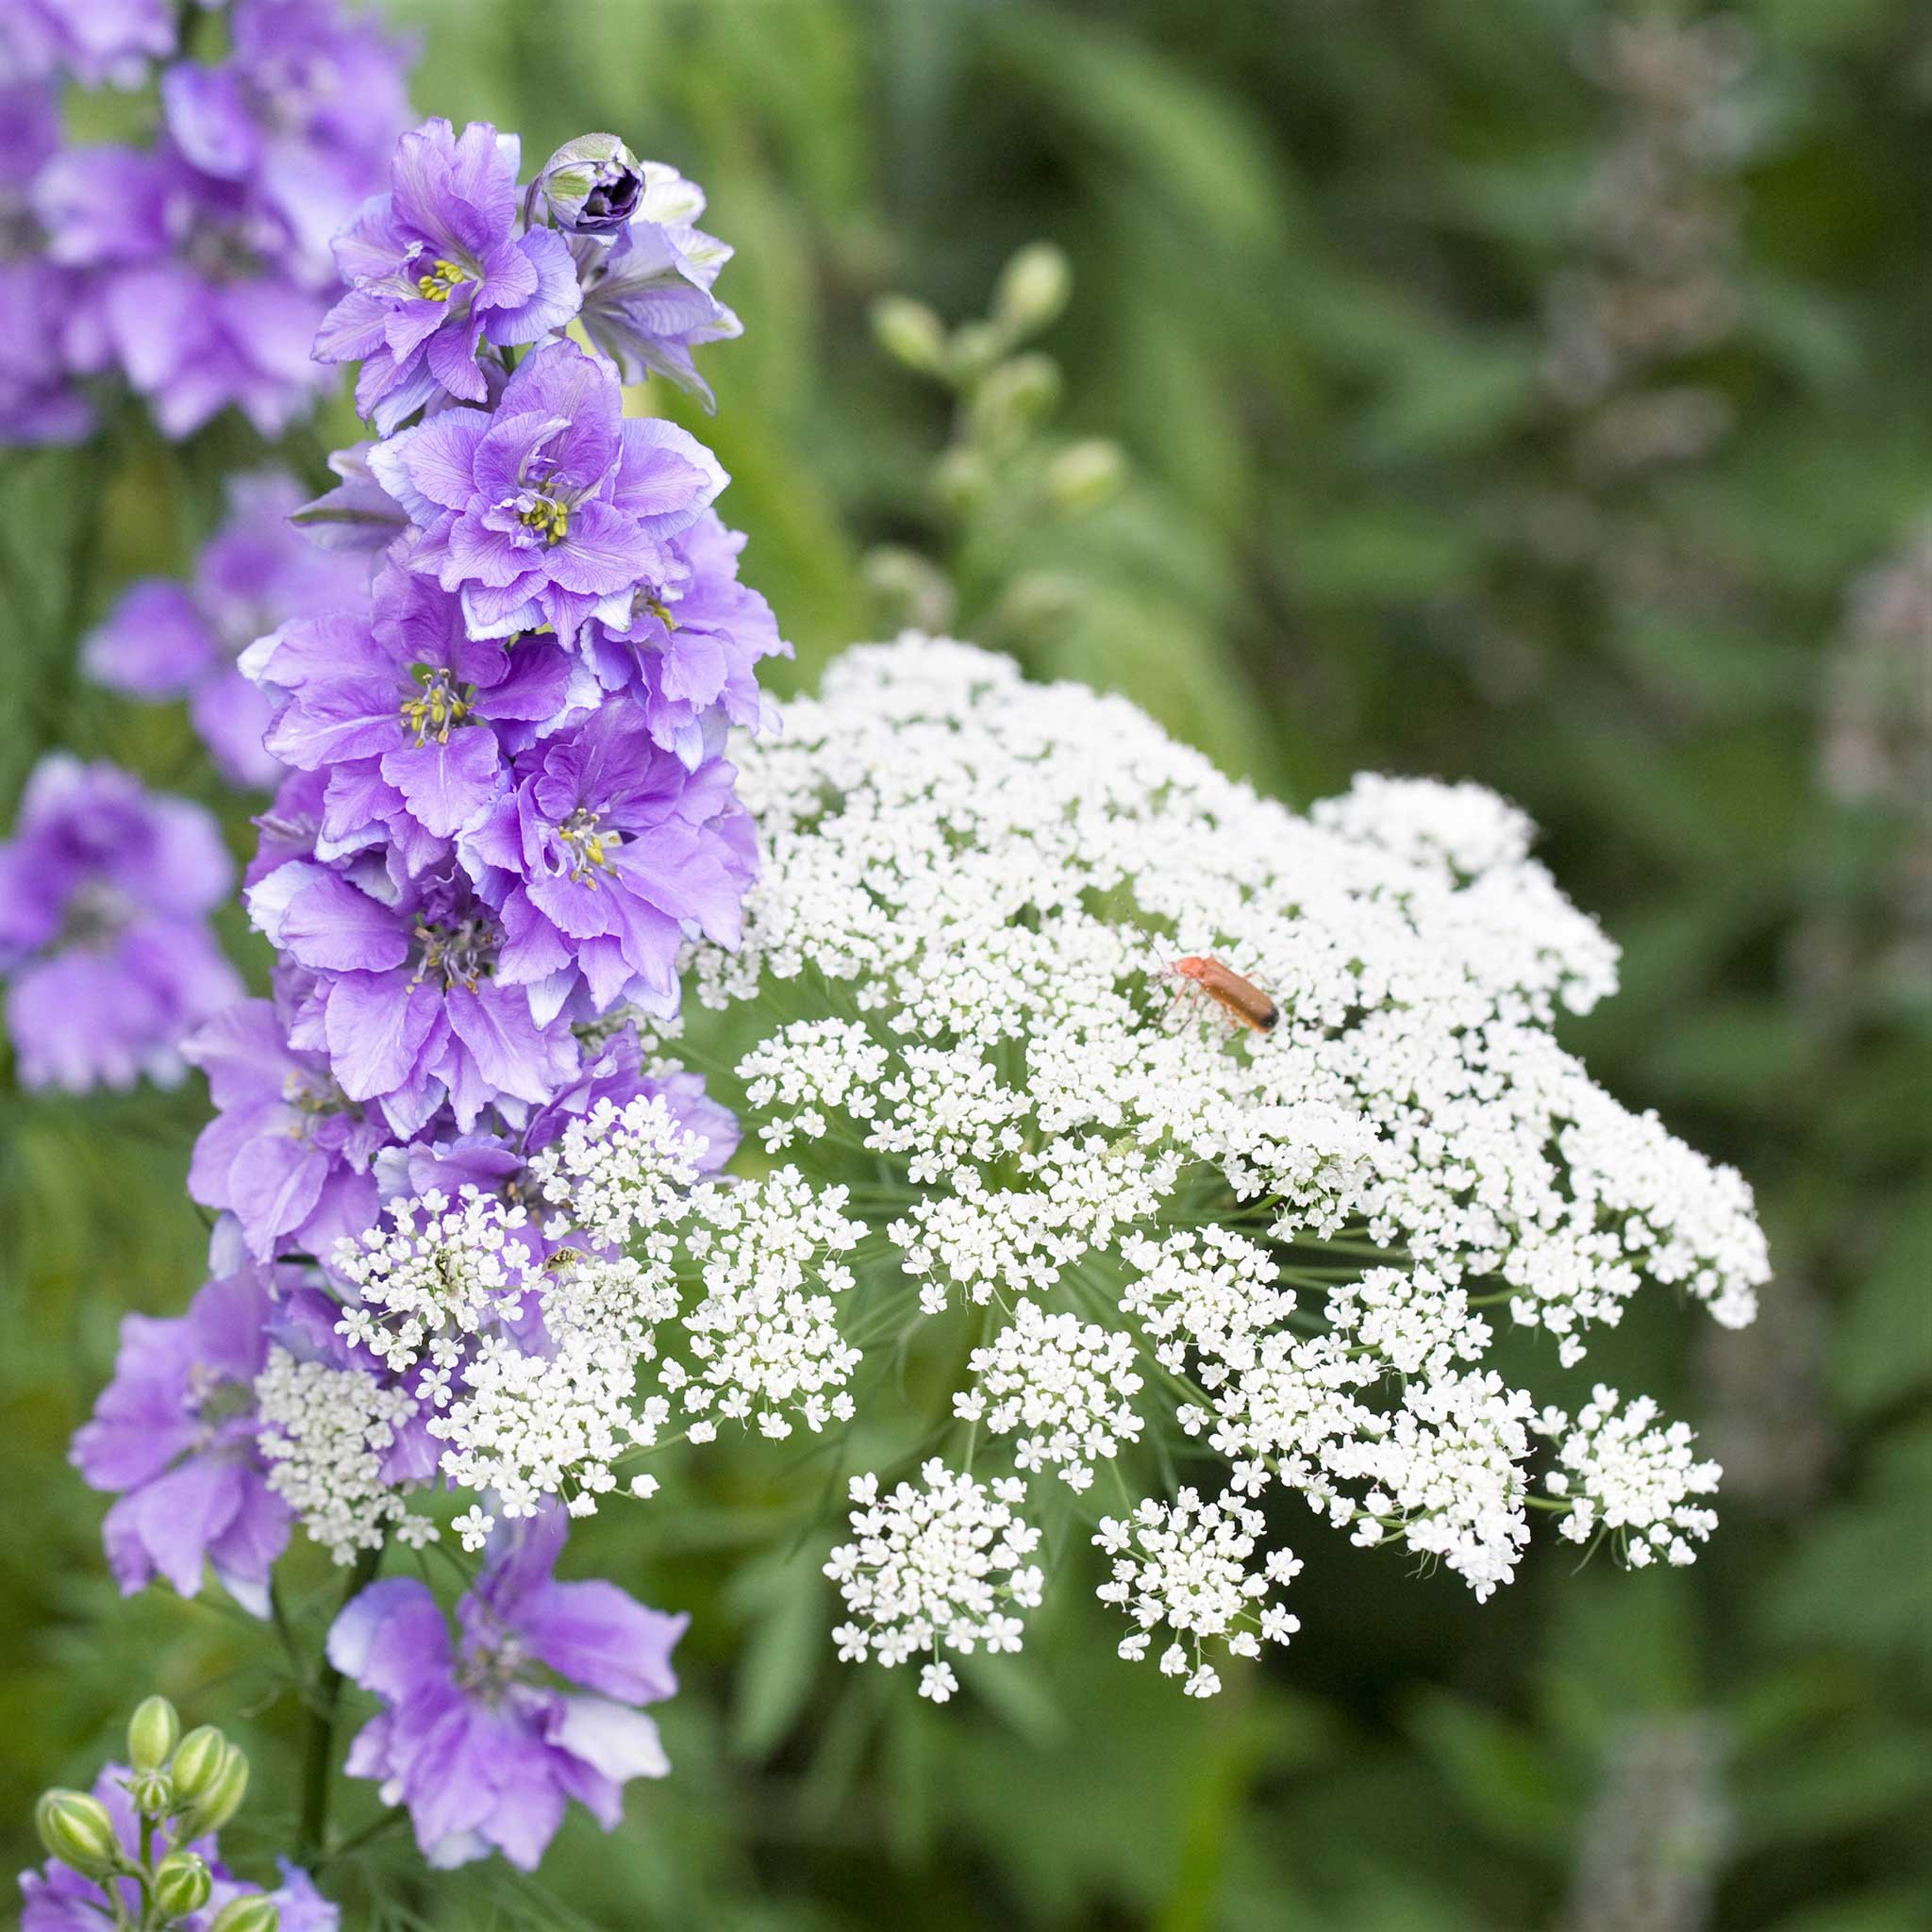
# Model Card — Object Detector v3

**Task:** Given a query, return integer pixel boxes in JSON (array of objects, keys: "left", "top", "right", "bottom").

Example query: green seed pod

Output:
[
  {"left": 168, "top": 1726, "right": 228, "bottom": 1805},
  {"left": 128, "top": 1770, "right": 175, "bottom": 1818},
  {"left": 153, "top": 1851, "right": 214, "bottom": 1919},
  {"left": 1043, "top": 438, "right": 1126, "bottom": 514},
  {"left": 208, "top": 1896, "right": 280, "bottom": 1932},
  {"left": 35, "top": 1790, "right": 119, "bottom": 1874},
  {"left": 993, "top": 242, "right": 1072, "bottom": 338},
  {"left": 126, "top": 1694, "right": 181, "bottom": 1774},
  {"left": 870, "top": 296, "right": 947, "bottom": 377},
  {"left": 183, "top": 1746, "right": 250, "bottom": 1837}
]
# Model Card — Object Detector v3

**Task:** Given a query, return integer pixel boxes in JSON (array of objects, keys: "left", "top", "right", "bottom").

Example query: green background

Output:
[{"left": 3, "top": 1, "right": 1928, "bottom": 1926}]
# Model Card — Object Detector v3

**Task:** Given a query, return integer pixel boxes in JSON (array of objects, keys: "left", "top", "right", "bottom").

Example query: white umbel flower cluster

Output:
[
  {"left": 824, "top": 1463, "right": 1043, "bottom": 1700},
  {"left": 1541, "top": 1385, "right": 1723, "bottom": 1566},
  {"left": 675, "top": 636, "right": 1767, "bottom": 1692},
  {"left": 255, "top": 1347, "right": 438, "bottom": 1561}
]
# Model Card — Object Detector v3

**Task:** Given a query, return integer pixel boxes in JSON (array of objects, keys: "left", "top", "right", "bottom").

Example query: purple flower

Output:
[
  {"left": 161, "top": 0, "right": 415, "bottom": 286},
  {"left": 183, "top": 983, "right": 387, "bottom": 1265},
  {"left": 0, "top": 0, "right": 173, "bottom": 88},
  {"left": 34, "top": 144, "right": 329, "bottom": 438},
  {"left": 0, "top": 757, "right": 241, "bottom": 1091},
  {"left": 584, "top": 509, "right": 790, "bottom": 764},
  {"left": 461, "top": 705, "right": 755, "bottom": 1016},
  {"left": 70, "top": 1268, "right": 294, "bottom": 1618},
  {"left": 328, "top": 1506, "right": 684, "bottom": 1870},
  {"left": 19, "top": 1763, "right": 337, "bottom": 1932},
  {"left": 370, "top": 337, "right": 725, "bottom": 646},
  {"left": 246, "top": 564, "right": 573, "bottom": 866},
  {"left": 316, "top": 117, "right": 580, "bottom": 433},
  {"left": 0, "top": 257, "right": 93, "bottom": 443},
  {"left": 20, "top": 1, "right": 414, "bottom": 441},
  {"left": 574, "top": 161, "right": 741, "bottom": 408},
  {"left": 86, "top": 471, "right": 372, "bottom": 786},
  {"left": 249, "top": 861, "right": 580, "bottom": 1137}
]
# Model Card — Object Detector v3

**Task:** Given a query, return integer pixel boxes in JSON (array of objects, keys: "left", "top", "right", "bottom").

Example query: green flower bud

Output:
[
  {"left": 35, "top": 1790, "right": 120, "bottom": 1874},
  {"left": 127, "top": 1770, "right": 174, "bottom": 1817},
  {"left": 996, "top": 571, "right": 1080, "bottom": 641},
  {"left": 968, "top": 354, "right": 1062, "bottom": 450},
  {"left": 946, "top": 319, "right": 1005, "bottom": 385},
  {"left": 1043, "top": 438, "right": 1126, "bottom": 514},
  {"left": 860, "top": 545, "right": 957, "bottom": 634},
  {"left": 933, "top": 446, "right": 991, "bottom": 519},
  {"left": 538, "top": 133, "right": 645, "bottom": 234},
  {"left": 168, "top": 1726, "right": 228, "bottom": 1805},
  {"left": 871, "top": 296, "right": 947, "bottom": 377},
  {"left": 183, "top": 1746, "right": 249, "bottom": 1838},
  {"left": 993, "top": 242, "right": 1072, "bottom": 338},
  {"left": 208, "top": 1897, "right": 280, "bottom": 1932},
  {"left": 126, "top": 1694, "right": 181, "bottom": 1774},
  {"left": 153, "top": 1852, "right": 214, "bottom": 1919}
]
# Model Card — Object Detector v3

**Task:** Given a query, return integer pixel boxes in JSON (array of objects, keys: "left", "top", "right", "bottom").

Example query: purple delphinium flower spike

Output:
[
  {"left": 0, "top": 757, "right": 241, "bottom": 1091},
  {"left": 328, "top": 1506, "right": 685, "bottom": 1871},
  {"left": 316, "top": 117, "right": 580, "bottom": 433},
  {"left": 370, "top": 337, "right": 725, "bottom": 647},
  {"left": 70, "top": 1267, "right": 296, "bottom": 1618},
  {"left": 86, "top": 471, "right": 373, "bottom": 787}
]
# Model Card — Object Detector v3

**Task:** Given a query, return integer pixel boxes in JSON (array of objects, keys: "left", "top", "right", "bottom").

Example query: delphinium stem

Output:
[{"left": 296, "top": 1543, "right": 385, "bottom": 1866}]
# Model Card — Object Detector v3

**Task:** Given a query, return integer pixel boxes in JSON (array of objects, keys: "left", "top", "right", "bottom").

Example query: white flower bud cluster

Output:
[
  {"left": 664, "top": 636, "right": 1768, "bottom": 1693},
  {"left": 255, "top": 1347, "right": 436, "bottom": 1561},
  {"left": 824, "top": 1463, "right": 1043, "bottom": 1700},
  {"left": 1540, "top": 1385, "right": 1723, "bottom": 1567},
  {"left": 954, "top": 1299, "right": 1143, "bottom": 1490}
]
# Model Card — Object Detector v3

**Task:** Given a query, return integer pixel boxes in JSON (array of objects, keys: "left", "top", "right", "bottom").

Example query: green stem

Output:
[{"left": 295, "top": 1544, "right": 384, "bottom": 1867}]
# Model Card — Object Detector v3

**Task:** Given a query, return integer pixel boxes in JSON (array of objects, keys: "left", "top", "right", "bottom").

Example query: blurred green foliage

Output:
[{"left": 2, "top": 0, "right": 1928, "bottom": 1926}]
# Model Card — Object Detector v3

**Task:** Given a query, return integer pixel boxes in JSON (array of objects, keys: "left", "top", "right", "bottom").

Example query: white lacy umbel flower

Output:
[
  {"left": 824, "top": 1463, "right": 1041, "bottom": 1693},
  {"left": 261, "top": 636, "right": 1768, "bottom": 1701}
]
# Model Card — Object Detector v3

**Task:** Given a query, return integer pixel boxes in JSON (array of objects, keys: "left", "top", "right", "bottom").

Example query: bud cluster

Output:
[
  {"left": 25, "top": 1696, "right": 327, "bottom": 1932},
  {"left": 863, "top": 242, "right": 1125, "bottom": 643}
]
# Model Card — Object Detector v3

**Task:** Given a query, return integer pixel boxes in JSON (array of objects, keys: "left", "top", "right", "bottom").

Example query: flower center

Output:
[
  {"left": 399, "top": 664, "right": 474, "bottom": 744},
  {"left": 187, "top": 1366, "right": 256, "bottom": 1436},
  {"left": 416, "top": 257, "right": 470, "bottom": 302},
  {"left": 57, "top": 881, "right": 130, "bottom": 952},
  {"left": 517, "top": 491, "right": 571, "bottom": 545},
  {"left": 557, "top": 806, "right": 622, "bottom": 886},
  {"left": 410, "top": 916, "right": 500, "bottom": 992},
  {"left": 457, "top": 1631, "right": 529, "bottom": 1702}
]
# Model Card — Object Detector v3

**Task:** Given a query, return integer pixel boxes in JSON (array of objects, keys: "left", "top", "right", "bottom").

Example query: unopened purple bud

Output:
[{"left": 539, "top": 133, "right": 645, "bottom": 233}]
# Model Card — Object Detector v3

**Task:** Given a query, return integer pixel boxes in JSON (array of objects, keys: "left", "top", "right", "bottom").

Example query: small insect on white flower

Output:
[{"left": 1162, "top": 954, "right": 1280, "bottom": 1034}]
